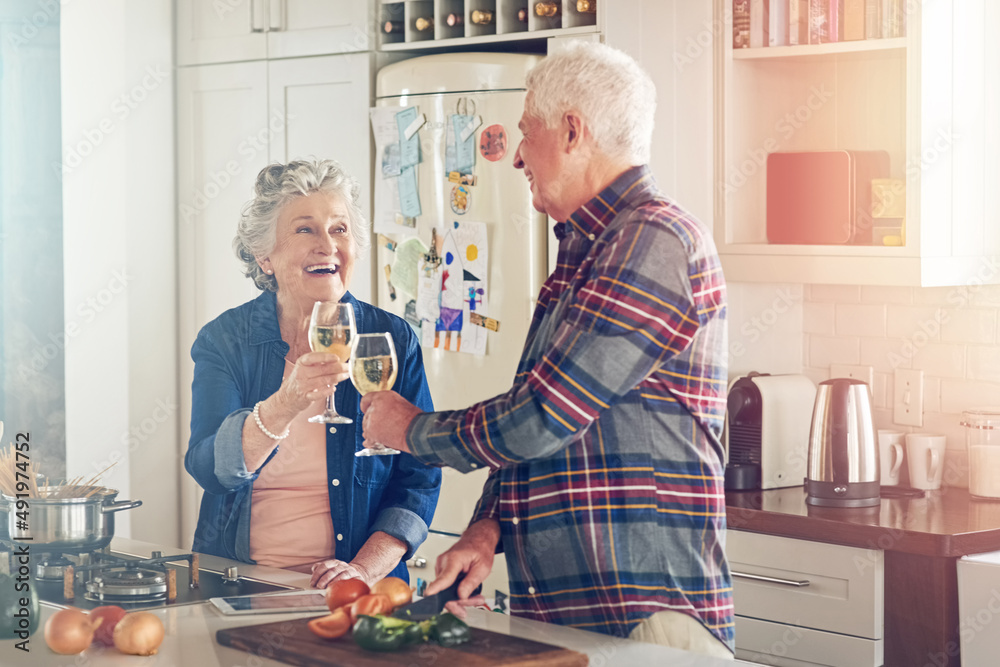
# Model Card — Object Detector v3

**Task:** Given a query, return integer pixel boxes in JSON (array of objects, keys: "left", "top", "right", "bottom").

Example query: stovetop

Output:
[{"left": 3, "top": 546, "right": 292, "bottom": 611}]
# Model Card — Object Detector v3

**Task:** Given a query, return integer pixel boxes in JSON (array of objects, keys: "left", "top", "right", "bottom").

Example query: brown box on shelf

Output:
[
  {"left": 844, "top": 0, "right": 865, "bottom": 40},
  {"left": 766, "top": 150, "right": 890, "bottom": 245}
]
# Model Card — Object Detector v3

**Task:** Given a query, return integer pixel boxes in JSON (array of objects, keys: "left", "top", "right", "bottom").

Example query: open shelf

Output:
[
  {"left": 733, "top": 37, "right": 908, "bottom": 60},
  {"left": 378, "top": 0, "right": 600, "bottom": 50}
]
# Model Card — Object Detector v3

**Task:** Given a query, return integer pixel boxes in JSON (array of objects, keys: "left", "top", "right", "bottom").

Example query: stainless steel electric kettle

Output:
[{"left": 805, "top": 378, "right": 881, "bottom": 507}]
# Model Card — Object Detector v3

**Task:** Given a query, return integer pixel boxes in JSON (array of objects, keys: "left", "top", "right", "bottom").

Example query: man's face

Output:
[{"left": 513, "top": 94, "right": 569, "bottom": 220}]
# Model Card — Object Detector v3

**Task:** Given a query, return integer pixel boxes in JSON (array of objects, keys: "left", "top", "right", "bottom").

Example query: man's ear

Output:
[{"left": 564, "top": 111, "right": 586, "bottom": 153}]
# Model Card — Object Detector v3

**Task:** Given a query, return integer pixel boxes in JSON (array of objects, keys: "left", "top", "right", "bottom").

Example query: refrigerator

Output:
[{"left": 372, "top": 53, "right": 549, "bottom": 599}]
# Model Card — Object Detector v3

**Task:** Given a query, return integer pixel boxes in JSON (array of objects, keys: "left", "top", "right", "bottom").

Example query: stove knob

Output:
[{"left": 223, "top": 566, "right": 240, "bottom": 584}]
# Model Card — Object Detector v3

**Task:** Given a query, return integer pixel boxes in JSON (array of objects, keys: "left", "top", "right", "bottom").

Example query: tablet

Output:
[{"left": 209, "top": 590, "right": 329, "bottom": 615}]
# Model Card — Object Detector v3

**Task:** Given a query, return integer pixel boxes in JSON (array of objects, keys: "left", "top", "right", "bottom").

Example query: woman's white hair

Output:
[
  {"left": 234, "top": 159, "right": 370, "bottom": 292},
  {"left": 525, "top": 41, "right": 656, "bottom": 165}
]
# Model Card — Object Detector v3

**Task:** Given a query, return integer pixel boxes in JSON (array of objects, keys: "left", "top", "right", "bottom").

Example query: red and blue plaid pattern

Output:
[{"left": 408, "top": 166, "right": 733, "bottom": 649}]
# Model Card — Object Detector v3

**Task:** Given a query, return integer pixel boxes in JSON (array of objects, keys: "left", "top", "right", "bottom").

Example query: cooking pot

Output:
[{"left": 2, "top": 487, "right": 141, "bottom": 552}]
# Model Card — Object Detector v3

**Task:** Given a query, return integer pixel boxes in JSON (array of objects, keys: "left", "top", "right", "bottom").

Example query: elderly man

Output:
[{"left": 360, "top": 42, "right": 733, "bottom": 659}]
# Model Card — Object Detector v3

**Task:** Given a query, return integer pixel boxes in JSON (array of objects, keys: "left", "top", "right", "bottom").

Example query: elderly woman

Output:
[{"left": 184, "top": 159, "right": 440, "bottom": 588}]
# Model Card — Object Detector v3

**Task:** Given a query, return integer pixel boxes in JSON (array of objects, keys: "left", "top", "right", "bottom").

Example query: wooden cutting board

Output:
[{"left": 216, "top": 616, "right": 590, "bottom": 667}]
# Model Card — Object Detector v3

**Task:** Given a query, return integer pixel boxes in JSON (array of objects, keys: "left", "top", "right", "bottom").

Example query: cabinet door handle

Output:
[
  {"left": 269, "top": 0, "right": 284, "bottom": 32},
  {"left": 732, "top": 571, "right": 811, "bottom": 587},
  {"left": 250, "top": 0, "right": 266, "bottom": 32}
]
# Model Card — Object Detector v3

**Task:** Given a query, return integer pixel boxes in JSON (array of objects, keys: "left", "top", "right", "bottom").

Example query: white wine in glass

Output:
[
  {"left": 307, "top": 301, "right": 356, "bottom": 425},
  {"left": 350, "top": 332, "right": 400, "bottom": 456}
]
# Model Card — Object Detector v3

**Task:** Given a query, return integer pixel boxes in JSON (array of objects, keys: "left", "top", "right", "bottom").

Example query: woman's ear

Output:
[{"left": 257, "top": 257, "right": 273, "bottom": 275}]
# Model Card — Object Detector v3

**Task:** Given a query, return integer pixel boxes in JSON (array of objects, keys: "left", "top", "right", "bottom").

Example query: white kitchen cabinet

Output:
[
  {"left": 714, "top": 0, "right": 1000, "bottom": 287},
  {"left": 176, "top": 0, "right": 268, "bottom": 66},
  {"left": 407, "top": 530, "right": 510, "bottom": 601},
  {"left": 177, "top": 0, "right": 373, "bottom": 66},
  {"left": 176, "top": 55, "right": 375, "bottom": 541},
  {"left": 727, "top": 530, "right": 884, "bottom": 667}
]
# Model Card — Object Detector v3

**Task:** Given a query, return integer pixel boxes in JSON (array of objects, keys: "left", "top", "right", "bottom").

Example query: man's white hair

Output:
[{"left": 525, "top": 41, "right": 656, "bottom": 165}]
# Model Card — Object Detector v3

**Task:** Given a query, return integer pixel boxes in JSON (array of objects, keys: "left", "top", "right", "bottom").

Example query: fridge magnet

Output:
[
  {"left": 446, "top": 114, "right": 477, "bottom": 174},
  {"left": 395, "top": 106, "right": 422, "bottom": 168},
  {"left": 380, "top": 143, "right": 401, "bottom": 177},
  {"left": 448, "top": 171, "right": 477, "bottom": 186},
  {"left": 403, "top": 300, "right": 421, "bottom": 333},
  {"left": 415, "top": 258, "right": 442, "bottom": 322},
  {"left": 383, "top": 265, "right": 397, "bottom": 301},
  {"left": 389, "top": 237, "right": 429, "bottom": 301},
  {"left": 370, "top": 107, "right": 408, "bottom": 234},
  {"left": 397, "top": 166, "right": 422, "bottom": 219},
  {"left": 479, "top": 124, "right": 507, "bottom": 162},
  {"left": 425, "top": 221, "right": 490, "bottom": 355},
  {"left": 450, "top": 185, "right": 471, "bottom": 215}
]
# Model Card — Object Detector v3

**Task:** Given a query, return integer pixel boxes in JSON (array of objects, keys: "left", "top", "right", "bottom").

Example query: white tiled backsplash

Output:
[{"left": 729, "top": 282, "right": 1000, "bottom": 488}]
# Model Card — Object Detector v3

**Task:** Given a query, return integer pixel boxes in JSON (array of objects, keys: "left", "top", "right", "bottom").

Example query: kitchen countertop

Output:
[
  {"left": 0, "top": 538, "right": 752, "bottom": 666},
  {"left": 726, "top": 485, "right": 1000, "bottom": 557}
]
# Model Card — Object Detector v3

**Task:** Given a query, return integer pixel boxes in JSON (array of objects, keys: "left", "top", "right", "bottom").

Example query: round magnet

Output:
[
  {"left": 450, "top": 185, "right": 471, "bottom": 215},
  {"left": 479, "top": 124, "right": 507, "bottom": 162}
]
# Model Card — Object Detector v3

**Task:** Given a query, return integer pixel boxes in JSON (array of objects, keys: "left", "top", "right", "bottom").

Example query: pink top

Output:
[{"left": 250, "top": 364, "right": 337, "bottom": 569}]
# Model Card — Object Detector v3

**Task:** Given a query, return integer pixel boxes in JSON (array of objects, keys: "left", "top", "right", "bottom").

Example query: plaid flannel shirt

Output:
[{"left": 408, "top": 165, "right": 733, "bottom": 648}]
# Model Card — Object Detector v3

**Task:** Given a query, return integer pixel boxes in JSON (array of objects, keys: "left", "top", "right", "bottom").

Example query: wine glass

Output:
[
  {"left": 307, "top": 301, "right": 356, "bottom": 425},
  {"left": 350, "top": 332, "right": 400, "bottom": 456}
]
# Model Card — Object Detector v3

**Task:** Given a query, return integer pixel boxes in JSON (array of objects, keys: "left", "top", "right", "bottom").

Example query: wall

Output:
[
  {"left": 732, "top": 280, "right": 1000, "bottom": 489},
  {"left": 61, "top": 0, "right": 178, "bottom": 543}
]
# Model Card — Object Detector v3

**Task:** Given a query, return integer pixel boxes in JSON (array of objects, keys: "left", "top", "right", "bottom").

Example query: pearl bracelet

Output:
[{"left": 252, "top": 401, "right": 289, "bottom": 441}]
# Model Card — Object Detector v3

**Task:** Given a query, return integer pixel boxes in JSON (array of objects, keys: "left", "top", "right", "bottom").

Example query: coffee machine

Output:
[{"left": 725, "top": 372, "right": 816, "bottom": 490}]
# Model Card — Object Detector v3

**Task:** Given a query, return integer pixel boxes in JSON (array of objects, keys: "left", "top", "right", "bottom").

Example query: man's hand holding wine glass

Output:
[{"left": 358, "top": 391, "right": 423, "bottom": 455}]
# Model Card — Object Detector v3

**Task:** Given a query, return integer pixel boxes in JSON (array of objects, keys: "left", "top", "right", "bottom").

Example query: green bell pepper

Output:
[
  {"left": 352, "top": 615, "right": 426, "bottom": 652},
  {"left": 428, "top": 612, "right": 471, "bottom": 648}
]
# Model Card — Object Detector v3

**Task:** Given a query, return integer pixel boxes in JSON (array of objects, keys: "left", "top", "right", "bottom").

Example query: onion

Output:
[
  {"left": 113, "top": 612, "right": 165, "bottom": 656},
  {"left": 44, "top": 608, "right": 103, "bottom": 655}
]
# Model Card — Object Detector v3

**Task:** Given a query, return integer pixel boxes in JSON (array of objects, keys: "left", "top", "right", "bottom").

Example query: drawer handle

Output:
[{"left": 732, "top": 571, "right": 811, "bottom": 587}]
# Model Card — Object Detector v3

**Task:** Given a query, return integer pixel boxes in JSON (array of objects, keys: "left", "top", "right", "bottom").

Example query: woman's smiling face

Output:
[{"left": 258, "top": 191, "right": 357, "bottom": 309}]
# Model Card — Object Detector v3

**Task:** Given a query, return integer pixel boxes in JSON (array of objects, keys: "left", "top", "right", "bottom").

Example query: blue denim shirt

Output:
[{"left": 184, "top": 290, "right": 440, "bottom": 581}]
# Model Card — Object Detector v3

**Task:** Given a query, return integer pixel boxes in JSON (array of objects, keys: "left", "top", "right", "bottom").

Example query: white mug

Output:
[
  {"left": 877, "top": 429, "right": 905, "bottom": 486},
  {"left": 906, "top": 434, "right": 947, "bottom": 491}
]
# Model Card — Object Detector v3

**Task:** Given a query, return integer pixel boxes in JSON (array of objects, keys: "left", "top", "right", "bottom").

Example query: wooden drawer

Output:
[
  {"left": 735, "top": 617, "right": 883, "bottom": 667},
  {"left": 728, "top": 530, "right": 883, "bottom": 640}
]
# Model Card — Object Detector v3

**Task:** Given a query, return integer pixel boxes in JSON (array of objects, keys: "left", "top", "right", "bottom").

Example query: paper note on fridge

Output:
[
  {"left": 395, "top": 107, "right": 422, "bottom": 168},
  {"left": 398, "top": 166, "right": 422, "bottom": 219}
]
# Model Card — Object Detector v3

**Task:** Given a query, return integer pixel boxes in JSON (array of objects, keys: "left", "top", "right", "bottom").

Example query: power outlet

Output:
[
  {"left": 893, "top": 369, "right": 924, "bottom": 427},
  {"left": 830, "top": 364, "right": 875, "bottom": 388}
]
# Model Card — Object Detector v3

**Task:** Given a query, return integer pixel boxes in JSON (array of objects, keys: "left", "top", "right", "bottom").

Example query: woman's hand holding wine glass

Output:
[{"left": 307, "top": 301, "right": 356, "bottom": 427}]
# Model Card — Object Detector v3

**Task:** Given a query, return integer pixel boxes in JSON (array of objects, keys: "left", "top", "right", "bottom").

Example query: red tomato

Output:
[
  {"left": 307, "top": 608, "right": 352, "bottom": 640},
  {"left": 370, "top": 577, "right": 412, "bottom": 609},
  {"left": 348, "top": 594, "right": 393, "bottom": 622},
  {"left": 89, "top": 606, "right": 128, "bottom": 646},
  {"left": 325, "top": 578, "right": 370, "bottom": 613}
]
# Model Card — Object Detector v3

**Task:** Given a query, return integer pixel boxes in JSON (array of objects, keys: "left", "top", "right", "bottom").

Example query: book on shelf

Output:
[
  {"left": 844, "top": 0, "right": 864, "bottom": 40},
  {"left": 750, "top": 0, "right": 769, "bottom": 48},
  {"left": 808, "top": 0, "right": 828, "bottom": 44},
  {"left": 789, "top": 0, "right": 808, "bottom": 45},
  {"left": 768, "top": 0, "right": 788, "bottom": 46},
  {"left": 864, "top": 0, "right": 880, "bottom": 38},
  {"left": 881, "top": 0, "right": 904, "bottom": 38},
  {"left": 828, "top": 0, "right": 843, "bottom": 42},
  {"left": 733, "top": 0, "right": 751, "bottom": 48}
]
